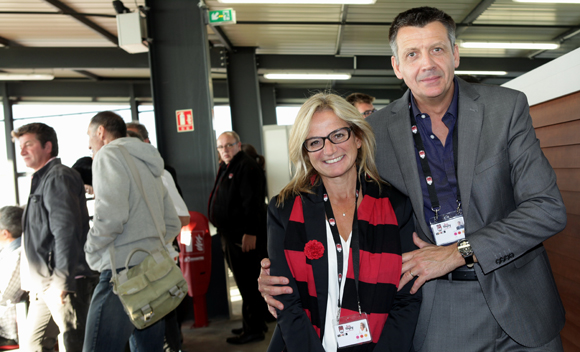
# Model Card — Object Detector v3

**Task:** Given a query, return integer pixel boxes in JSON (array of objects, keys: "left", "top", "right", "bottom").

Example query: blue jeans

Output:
[{"left": 82, "top": 270, "right": 165, "bottom": 352}]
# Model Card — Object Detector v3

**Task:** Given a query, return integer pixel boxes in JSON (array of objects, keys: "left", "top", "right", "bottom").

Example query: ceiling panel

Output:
[
  {"left": 0, "top": 0, "right": 579, "bottom": 92},
  {"left": 477, "top": 0, "right": 580, "bottom": 26}
]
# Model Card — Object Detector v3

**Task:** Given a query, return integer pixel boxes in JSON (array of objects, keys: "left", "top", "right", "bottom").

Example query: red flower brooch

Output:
[{"left": 304, "top": 240, "right": 324, "bottom": 260}]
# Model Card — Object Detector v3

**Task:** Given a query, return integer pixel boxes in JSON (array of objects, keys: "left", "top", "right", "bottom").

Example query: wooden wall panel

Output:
[
  {"left": 536, "top": 120, "right": 580, "bottom": 148},
  {"left": 561, "top": 191, "right": 580, "bottom": 216},
  {"left": 531, "top": 90, "right": 580, "bottom": 128},
  {"left": 545, "top": 214, "right": 580, "bottom": 247},
  {"left": 544, "top": 145, "right": 580, "bottom": 169},
  {"left": 555, "top": 169, "right": 580, "bottom": 192},
  {"left": 531, "top": 90, "right": 580, "bottom": 351}
]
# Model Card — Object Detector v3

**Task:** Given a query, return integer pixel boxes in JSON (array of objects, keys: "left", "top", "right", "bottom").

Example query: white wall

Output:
[{"left": 502, "top": 47, "right": 580, "bottom": 106}]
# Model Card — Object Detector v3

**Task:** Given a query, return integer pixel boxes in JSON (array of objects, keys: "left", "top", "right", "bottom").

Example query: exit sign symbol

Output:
[{"left": 208, "top": 9, "right": 236, "bottom": 26}]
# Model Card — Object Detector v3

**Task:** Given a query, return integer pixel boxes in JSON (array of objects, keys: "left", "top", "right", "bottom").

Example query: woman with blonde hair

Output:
[{"left": 267, "top": 93, "right": 421, "bottom": 352}]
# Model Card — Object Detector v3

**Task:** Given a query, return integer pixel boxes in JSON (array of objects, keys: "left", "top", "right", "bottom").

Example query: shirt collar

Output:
[
  {"left": 32, "top": 157, "right": 58, "bottom": 179},
  {"left": 410, "top": 76, "right": 459, "bottom": 123}
]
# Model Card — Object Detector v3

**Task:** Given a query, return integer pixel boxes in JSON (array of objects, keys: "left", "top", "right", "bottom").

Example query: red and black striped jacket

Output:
[{"left": 267, "top": 178, "right": 421, "bottom": 352}]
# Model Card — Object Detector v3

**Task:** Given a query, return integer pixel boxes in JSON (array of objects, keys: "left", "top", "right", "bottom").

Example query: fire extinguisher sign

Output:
[{"left": 176, "top": 109, "right": 194, "bottom": 132}]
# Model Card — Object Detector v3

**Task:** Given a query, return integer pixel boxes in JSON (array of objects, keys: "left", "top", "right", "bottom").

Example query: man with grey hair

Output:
[
  {"left": 208, "top": 131, "right": 268, "bottom": 345},
  {"left": 259, "top": 6, "right": 566, "bottom": 352},
  {"left": 0, "top": 206, "right": 25, "bottom": 348}
]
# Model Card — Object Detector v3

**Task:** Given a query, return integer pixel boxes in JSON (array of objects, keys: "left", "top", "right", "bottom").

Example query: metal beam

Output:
[
  {"left": 235, "top": 20, "right": 578, "bottom": 30},
  {"left": 209, "top": 25, "right": 234, "bottom": 52},
  {"left": 257, "top": 55, "right": 551, "bottom": 72},
  {"left": 0, "top": 11, "right": 115, "bottom": 18},
  {"left": 74, "top": 70, "right": 102, "bottom": 81},
  {"left": 43, "top": 0, "right": 118, "bottom": 45},
  {"left": 0, "top": 48, "right": 552, "bottom": 73},
  {"left": 0, "top": 36, "right": 18, "bottom": 47},
  {"left": 529, "top": 24, "right": 580, "bottom": 58},
  {"left": 274, "top": 87, "right": 404, "bottom": 104},
  {"left": 5, "top": 80, "right": 151, "bottom": 98},
  {"left": 335, "top": 5, "right": 349, "bottom": 56},
  {"left": 0, "top": 48, "right": 149, "bottom": 68},
  {"left": 457, "top": 0, "right": 496, "bottom": 37}
]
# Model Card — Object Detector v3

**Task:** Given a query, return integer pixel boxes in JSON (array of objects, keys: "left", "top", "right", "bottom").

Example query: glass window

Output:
[
  {"left": 213, "top": 106, "right": 232, "bottom": 139},
  {"left": 137, "top": 104, "right": 157, "bottom": 147},
  {"left": 0, "top": 101, "right": 18, "bottom": 207},
  {"left": 276, "top": 106, "right": 301, "bottom": 126},
  {"left": 12, "top": 104, "right": 132, "bottom": 204}
]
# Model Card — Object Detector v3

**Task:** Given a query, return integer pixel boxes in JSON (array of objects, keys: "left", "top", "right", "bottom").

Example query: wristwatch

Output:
[{"left": 457, "top": 239, "right": 475, "bottom": 268}]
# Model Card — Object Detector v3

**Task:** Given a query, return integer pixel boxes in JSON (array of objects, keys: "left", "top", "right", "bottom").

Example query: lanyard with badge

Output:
[
  {"left": 322, "top": 179, "right": 372, "bottom": 348},
  {"left": 409, "top": 103, "right": 466, "bottom": 246}
]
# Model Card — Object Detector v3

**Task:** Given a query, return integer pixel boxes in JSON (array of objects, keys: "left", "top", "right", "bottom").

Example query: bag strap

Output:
[{"left": 108, "top": 144, "right": 168, "bottom": 277}]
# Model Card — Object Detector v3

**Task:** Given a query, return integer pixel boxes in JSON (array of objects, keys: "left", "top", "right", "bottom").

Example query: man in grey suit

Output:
[{"left": 258, "top": 6, "right": 566, "bottom": 351}]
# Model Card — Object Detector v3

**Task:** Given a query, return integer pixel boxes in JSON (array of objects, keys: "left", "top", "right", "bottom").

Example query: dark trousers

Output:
[
  {"left": 25, "top": 276, "right": 97, "bottom": 352},
  {"left": 220, "top": 234, "right": 267, "bottom": 335}
]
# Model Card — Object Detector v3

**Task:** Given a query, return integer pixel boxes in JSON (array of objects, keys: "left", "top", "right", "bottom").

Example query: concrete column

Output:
[
  {"left": 260, "top": 83, "right": 278, "bottom": 126},
  {"left": 226, "top": 47, "right": 264, "bottom": 153}
]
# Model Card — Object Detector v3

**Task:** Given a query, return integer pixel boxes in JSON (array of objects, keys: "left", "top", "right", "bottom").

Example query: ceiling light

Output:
[
  {"left": 460, "top": 42, "right": 559, "bottom": 50},
  {"left": 218, "top": 0, "right": 376, "bottom": 4},
  {"left": 513, "top": 0, "right": 580, "bottom": 3},
  {"left": 0, "top": 74, "right": 55, "bottom": 81},
  {"left": 455, "top": 70, "right": 507, "bottom": 76},
  {"left": 264, "top": 73, "right": 351, "bottom": 80}
]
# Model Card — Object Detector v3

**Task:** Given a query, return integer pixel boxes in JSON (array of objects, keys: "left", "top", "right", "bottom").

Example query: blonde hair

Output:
[{"left": 277, "top": 92, "right": 382, "bottom": 205}]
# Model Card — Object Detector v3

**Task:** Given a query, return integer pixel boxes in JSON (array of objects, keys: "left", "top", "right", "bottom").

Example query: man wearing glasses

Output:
[
  {"left": 208, "top": 132, "right": 268, "bottom": 345},
  {"left": 346, "top": 92, "right": 377, "bottom": 118}
]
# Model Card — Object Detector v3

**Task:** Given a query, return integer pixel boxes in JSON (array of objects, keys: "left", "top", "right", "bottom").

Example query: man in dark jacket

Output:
[
  {"left": 208, "top": 131, "right": 267, "bottom": 344},
  {"left": 12, "top": 123, "right": 95, "bottom": 352}
]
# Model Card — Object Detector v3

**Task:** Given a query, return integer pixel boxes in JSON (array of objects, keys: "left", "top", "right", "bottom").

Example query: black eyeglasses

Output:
[
  {"left": 362, "top": 108, "right": 377, "bottom": 118},
  {"left": 217, "top": 142, "right": 238, "bottom": 150},
  {"left": 303, "top": 127, "right": 352, "bottom": 152}
]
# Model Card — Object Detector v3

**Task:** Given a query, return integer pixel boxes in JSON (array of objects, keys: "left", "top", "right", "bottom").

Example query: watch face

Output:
[{"left": 458, "top": 240, "right": 473, "bottom": 257}]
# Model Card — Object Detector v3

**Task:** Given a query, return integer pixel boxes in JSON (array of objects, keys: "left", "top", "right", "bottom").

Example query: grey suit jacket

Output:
[{"left": 367, "top": 77, "right": 566, "bottom": 348}]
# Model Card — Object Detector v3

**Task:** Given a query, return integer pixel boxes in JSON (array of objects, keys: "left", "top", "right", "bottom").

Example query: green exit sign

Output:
[{"left": 208, "top": 9, "right": 237, "bottom": 26}]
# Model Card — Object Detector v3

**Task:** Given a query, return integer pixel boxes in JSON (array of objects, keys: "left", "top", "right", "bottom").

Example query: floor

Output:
[
  {"left": 178, "top": 259, "right": 277, "bottom": 352},
  {"left": 4, "top": 244, "right": 274, "bottom": 352},
  {"left": 180, "top": 318, "right": 276, "bottom": 352}
]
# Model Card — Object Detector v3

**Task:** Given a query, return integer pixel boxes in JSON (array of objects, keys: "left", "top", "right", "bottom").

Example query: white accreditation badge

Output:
[
  {"left": 429, "top": 212, "right": 465, "bottom": 246},
  {"left": 333, "top": 312, "right": 372, "bottom": 348}
]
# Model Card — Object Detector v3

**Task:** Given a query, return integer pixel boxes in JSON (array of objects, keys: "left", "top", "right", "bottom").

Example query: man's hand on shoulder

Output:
[
  {"left": 258, "top": 258, "right": 293, "bottom": 318},
  {"left": 399, "top": 232, "right": 468, "bottom": 294}
]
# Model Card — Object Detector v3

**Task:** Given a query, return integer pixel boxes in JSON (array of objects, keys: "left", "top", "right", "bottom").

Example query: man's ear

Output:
[
  {"left": 0, "top": 229, "right": 9, "bottom": 241},
  {"left": 391, "top": 56, "right": 403, "bottom": 80},
  {"left": 43, "top": 141, "right": 53, "bottom": 155},
  {"left": 96, "top": 125, "right": 106, "bottom": 141}
]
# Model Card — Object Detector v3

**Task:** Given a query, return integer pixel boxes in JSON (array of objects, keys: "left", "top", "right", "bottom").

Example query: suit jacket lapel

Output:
[
  {"left": 456, "top": 78, "right": 483, "bottom": 222},
  {"left": 301, "top": 187, "right": 329, "bottom": 335},
  {"left": 387, "top": 92, "right": 432, "bottom": 241}
]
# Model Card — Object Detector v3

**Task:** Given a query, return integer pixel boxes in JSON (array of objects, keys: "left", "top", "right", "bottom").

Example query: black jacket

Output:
[
  {"left": 22, "top": 158, "right": 93, "bottom": 293},
  {"left": 208, "top": 151, "right": 266, "bottom": 244}
]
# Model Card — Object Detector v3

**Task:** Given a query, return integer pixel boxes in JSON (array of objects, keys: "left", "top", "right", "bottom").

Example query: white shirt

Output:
[
  {"left": 161, "top": 170, "right": 188, "bottom": 217},
  {"left": 322, "top": 221, "right": 352, "bottom": 352}
]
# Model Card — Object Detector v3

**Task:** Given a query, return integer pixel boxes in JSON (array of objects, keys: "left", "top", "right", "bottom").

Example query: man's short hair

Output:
[
  {"left": 346, "top": 93, "right": 375, "bottom": 106},
  {"left": 11, "top": 123, "right": 59, "bottom": 157},
  {"left": 389, "top": 6, "right": 456, "bottom": 63},
  {"left": 126, "top": 122, "right": 149, "bottom": 141},
  {"left": 89, "top": 111, "right": 127, "bottom": 139},
  {"left": 220, "top": 131, "right": 241, "bottom": 144},
  {"left": 0, "top": 206, "right": 24, "bottom": 238}
]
